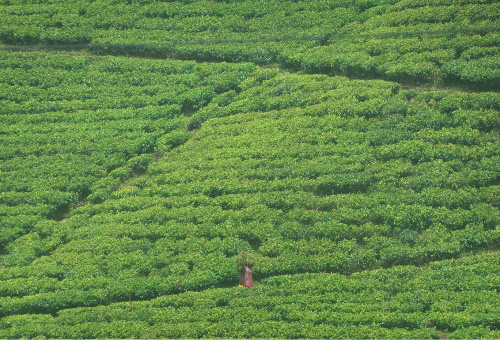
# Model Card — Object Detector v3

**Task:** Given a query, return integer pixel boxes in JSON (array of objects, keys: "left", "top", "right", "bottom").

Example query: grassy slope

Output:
[
  {"left": 1, "top": 63, "right": 499, "bottom": 338},
  {"left": 3, "top": 254, "right": 500, "bottom": 338},
  {"left": 1, "top": 0, "right": 500, "bottom": 89},
  {"left": 0, "top": 0, "right": 500, "bottom": 339},
  {"left": 0, "top": 51, "right": 258, "bottom": 255}
]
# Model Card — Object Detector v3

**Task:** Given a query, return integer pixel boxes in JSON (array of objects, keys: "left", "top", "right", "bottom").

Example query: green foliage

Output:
[
  {"left": 0, "top": 51, "right": 258, "bottom": 241},
  {"left": 1, "top": 2, "right": 500, "bottom": 338},
  {"left": 1, "top": 253, "right": 499, "bottom": 338},
  {"left": 155, "top": 130, "right": 191, "bottom": 153},
  {"left": 235, "top": 251, "right": 254, "bottom": 270},
  {"left": 1, "top": 61, "right": 499, "bottom": 338},
  {"left": 1, "top": 0, "right": 499, "bottom": 88}
]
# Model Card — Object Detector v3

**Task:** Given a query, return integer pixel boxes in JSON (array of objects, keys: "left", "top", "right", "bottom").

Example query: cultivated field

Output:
[{"left": 1, "top": 0, "right": 499, "bottom": 338}]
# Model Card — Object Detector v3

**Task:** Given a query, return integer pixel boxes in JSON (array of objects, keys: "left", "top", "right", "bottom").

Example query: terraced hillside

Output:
[
  {"left": 2, "top": 0, "right": 500, "bottom": 89},
  {"left": 1, "top": 0, "right": 499, "bottom": 339}
]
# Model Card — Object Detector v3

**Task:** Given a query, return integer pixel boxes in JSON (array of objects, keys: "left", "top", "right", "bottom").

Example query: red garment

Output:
[{"left": 239, "top": 266, "right": 253, "bottom": 288}]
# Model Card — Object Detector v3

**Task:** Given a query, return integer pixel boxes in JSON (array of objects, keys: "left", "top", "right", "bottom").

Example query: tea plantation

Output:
[{"left": 1, "top": 0, "right": 499, "bottom": 339}]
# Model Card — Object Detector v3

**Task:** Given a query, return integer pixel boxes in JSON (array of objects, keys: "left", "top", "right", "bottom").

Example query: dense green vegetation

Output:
[
  {"left": 1, "top": 0, "right": 500, "bottom": 89},
  {"left": 1, "top": 51, "right": 499, "bottom": 338},
  {"left": 2, "top": 254, "right": 500, "bottom": 339},
  {"left": 1, "top": 0, "right": 499, "bottom": 339},
  {"left": 0, "top": 51, "right": 258, "bottom": 257}
]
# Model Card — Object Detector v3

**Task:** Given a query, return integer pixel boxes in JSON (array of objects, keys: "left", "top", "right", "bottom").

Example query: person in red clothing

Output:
[
  {"left": 236, "top": 252, "right": 253, "bottom": 288},
  {"left": 239, "top": 265, "right": 253, "bottom": 288}
]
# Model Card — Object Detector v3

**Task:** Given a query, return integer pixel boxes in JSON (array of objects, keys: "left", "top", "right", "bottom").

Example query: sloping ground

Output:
[
  {"left": 1, "top": 0, "right": 500, "bottom": 89},
  {"left": 0, "top": 53, "right": 499, "bottom": 337},
  {"left": 1, "top": 0, "right": 500, "bottom": 338},
  {"left": 2, "top": 254, "right": 500, "bottom": 338},
  {"left": 0, "top": 51, "right": 257, "bottom": 255}
]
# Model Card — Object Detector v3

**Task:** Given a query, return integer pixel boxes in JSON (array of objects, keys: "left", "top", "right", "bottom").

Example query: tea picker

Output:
[
  {"left": 237, "top": 252, "right": 253, "bottom": 288},
  {"left": 239, "top": 264, "right": 253, "bottom": 288}
]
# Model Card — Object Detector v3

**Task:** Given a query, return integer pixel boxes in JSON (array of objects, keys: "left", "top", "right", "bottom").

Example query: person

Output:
[{"left": 238, "top": 264, "right": 253, "bottom": 288}]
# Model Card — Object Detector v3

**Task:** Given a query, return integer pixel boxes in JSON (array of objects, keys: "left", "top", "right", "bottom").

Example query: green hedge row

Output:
[
  {"left": 2, "top": 1, "right": 499, "bottom": 88},
  {"left": 1, "top": 69, "right": 498, "bottom": 323},
  {"left": 0, "top": 52, "right": 258, "bottom": 253},
  {"left": 1, "top": 42, "right": 499, "bottom": 338},
  {"left": 1, "top": 253, "right": 499, "bottom": 338}
]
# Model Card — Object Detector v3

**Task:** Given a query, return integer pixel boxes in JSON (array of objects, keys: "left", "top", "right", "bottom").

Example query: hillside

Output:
[
  {"left": 2, "top": 0, "right": 500, "bottom": 90},
  {"left": 1, "top": 0, "right": 500, "bottom": 339}
]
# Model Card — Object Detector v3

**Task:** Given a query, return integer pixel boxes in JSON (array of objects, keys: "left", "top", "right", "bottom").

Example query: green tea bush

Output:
[{"left": 1, "top": 13, "right": 499, "bottom": 335}]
